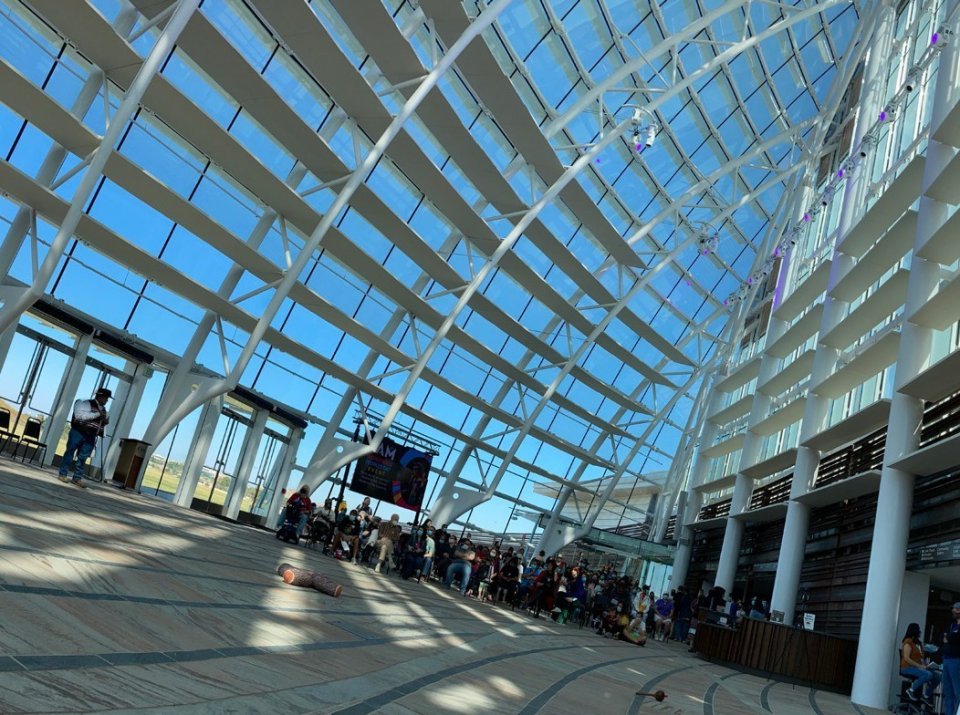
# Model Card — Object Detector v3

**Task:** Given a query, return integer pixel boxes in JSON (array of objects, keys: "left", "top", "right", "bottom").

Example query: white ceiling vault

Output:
[{"left": 0, "top": 0, "right": 867, "bottom": 531}]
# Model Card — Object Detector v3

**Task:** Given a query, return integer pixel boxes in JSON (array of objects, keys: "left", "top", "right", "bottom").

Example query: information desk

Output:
[{"left": 693, "top": 613, "right": 858, "bottom": 693}]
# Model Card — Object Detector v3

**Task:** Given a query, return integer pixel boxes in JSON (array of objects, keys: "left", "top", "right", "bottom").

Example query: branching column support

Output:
[
  {"left": 413, "top": 123, "right": 811, "bottom": 522},
  {"left": 308, "top": 14, "right": 825, "bottom": 497},
  {"left": 430, "top": 158, "right": 799, "bottom": 531},
  {"left": 133, "top": 0, "right": 515, "bottom": 489},
  {"left": 536, "top": 350, "right": 729, "bottom": 558},
  {"left": 410, "top": 9, "right": 832, "bottom": 525}
]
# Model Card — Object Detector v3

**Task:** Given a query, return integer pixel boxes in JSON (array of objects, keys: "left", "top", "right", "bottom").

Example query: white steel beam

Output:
[
  {"left": 427, "top": 161, "right": 799, "bottom": 526},
  {"left": 135, "top": 0, "right": 515, "bottom": 457},
  {"left": 0, "top": 0, "right": 201, "bottom": 334},
  {"left": 547, "top": 0, "right": 847, "bottom": 138},
  {"left": 302, "top": 9, "right": 829, "bottom": 488}
]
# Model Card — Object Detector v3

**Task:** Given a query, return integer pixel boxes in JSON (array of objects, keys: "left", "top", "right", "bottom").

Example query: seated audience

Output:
[
  {"left": 653, "top": 592, "right": 673, "bottom": 641},
  {"left": 374, "top": 514, "right": 402, "bottom": 573},
  {"left": 444, "top": 539, "right": 476, "bottom": 595}
]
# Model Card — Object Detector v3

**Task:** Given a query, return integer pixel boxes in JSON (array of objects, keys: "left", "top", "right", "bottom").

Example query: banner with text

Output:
[{"left": 351, "top": 437, "right": 431, "bottom": 512}]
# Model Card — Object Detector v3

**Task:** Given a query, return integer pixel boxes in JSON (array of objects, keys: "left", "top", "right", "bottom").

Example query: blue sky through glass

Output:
[{"left": 0, "top": 0, "right": 861, "bottom": 535}]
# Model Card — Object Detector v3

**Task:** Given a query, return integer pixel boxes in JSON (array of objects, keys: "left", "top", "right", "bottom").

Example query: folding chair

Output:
[{"left": 12, "top": 417, "right": 47, "bottom": 465}]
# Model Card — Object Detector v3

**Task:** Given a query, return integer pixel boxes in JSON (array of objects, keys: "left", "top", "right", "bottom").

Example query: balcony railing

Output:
[
  {"left": 814, "top": 427, "right": 886, "bottom": 489},
  {"left": 664, "top": 515, "right": 677, "bottom": 541},
  {"left": 919, "top": 390, "right": 960, "bottom": 448},
  {"left": 748, "top": 473, "right": 793, "bottom": 510},
  {"left": 698, "top": 498, "right": 732, "bottom": 521}
]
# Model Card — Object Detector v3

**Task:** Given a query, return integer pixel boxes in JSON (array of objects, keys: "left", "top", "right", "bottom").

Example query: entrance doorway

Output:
[
  {"left": 0, "top": 325, "right": 71, "bottom": 453},
  {"left": 192, "top": 402, "right": 252, "bottom": 516},
  {"left": 243, "top": 422, "right": 289, "bottom": 525}
]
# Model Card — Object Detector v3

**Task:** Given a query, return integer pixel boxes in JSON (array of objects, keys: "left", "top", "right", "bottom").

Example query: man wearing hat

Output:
[{"left": 57, "top": 387, "right": 111, "bottom": 489}]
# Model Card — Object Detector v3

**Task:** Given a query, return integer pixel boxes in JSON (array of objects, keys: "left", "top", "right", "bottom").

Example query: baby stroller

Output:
[{"left": 275, "top": 504, "right": 302, "bottom": 545}]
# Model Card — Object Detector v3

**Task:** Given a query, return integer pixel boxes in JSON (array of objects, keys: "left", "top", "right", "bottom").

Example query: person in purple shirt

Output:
[{"left": 653, "top": 593, "right": 674, "bottom": 642}]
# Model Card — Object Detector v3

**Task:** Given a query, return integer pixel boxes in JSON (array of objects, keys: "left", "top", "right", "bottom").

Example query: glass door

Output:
[
  {"left": 193, "top": 403, "right": 251, "bottom": 515},
  {"left": 0, "top": 326, "right": 72, "bottom": 450},
  {"left": 246, "top": 422, "right": 290, "bottom": 522}
]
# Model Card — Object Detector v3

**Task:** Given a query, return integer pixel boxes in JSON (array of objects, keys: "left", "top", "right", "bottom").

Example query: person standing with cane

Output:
[{"left": 57, "top": 387, "right": 110, "bottom": 489}]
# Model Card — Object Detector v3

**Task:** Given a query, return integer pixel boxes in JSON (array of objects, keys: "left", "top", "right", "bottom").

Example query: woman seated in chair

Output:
[
  {"left": 490, "top": 556, "right": 520, "bottom": 604},
  {"left": 306, "top": 498, "right": 336, "bottom": 549},
  {"left": 557, "top": 566, "right": 587, "bottom": 624},
  {"left": 900, "top": 622, "right": 940, "bottom": 706}
]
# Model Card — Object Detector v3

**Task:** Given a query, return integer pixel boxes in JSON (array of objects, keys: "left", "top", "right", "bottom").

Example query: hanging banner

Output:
[{"left": 351, "top": 437, "right": 431, "bottom": 511}]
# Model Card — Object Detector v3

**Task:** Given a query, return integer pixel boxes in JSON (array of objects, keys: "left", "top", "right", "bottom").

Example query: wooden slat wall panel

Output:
[
  {"left": 749, "top": 474, "right": 793, "bottom": 509},
  {"left": 698, "top": 498, "right": 732, "bottom": 521},
  {"left": 815, "top": 428, "right": 885, "bottom": 488},
  {"left": 919, "top": 390, "right": 960, "bottom": 447},
  {"left": 798, "top": 494, "right": 877, "bottom": 638},
  {"left": 694, "top": 617, "right": 857, "bottom": 693}
]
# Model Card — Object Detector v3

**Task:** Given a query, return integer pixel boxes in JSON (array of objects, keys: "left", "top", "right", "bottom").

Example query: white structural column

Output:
[
  {"left": 670, "top": 176, "right": 806, "bottom": 592},
  {"left": 173, "top": 397, "right": 222, "bottom": 508},
  {"left": 713, "top": 313, "right": 790, "bottom": 593},
  {"left": 652, "top": 369, "right": 724, "bottom": 543},
  {"left": 267, "top": 428, "right": 303, "bottom": 527},
  {"left": 769, "top": 4, "right": 894, "bottom": 625},
  {"left": 0, "top": 0, "right": 200, "bottom": 334},
  {"left": 101, "top": 361, "right": 151, "bottom": 480},
  {"left": 224, "top": 408, "right": 268, "bottom": 521},
  {"left": 668, "top": 389, "right": 724, "bottom": 591},
  {"left": 40, "top": 333, "right": 93, "bottom": 467},
  {"left": 851, "top": 20, "right": 960, "bottom": 710}
]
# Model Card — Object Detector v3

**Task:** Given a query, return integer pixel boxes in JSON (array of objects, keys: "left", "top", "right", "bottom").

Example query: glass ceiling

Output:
[{"left": 0, "top": 0, "right": 863, "bottom": 534}]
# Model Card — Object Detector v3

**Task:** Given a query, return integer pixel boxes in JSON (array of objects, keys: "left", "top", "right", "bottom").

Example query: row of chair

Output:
[{"left": 0, "top": 407, "right": 48, "bottom": 465}]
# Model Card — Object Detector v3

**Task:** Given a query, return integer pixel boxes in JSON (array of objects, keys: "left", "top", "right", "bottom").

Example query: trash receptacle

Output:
[{"left": 112, "top": 438, "right": 151, "bottom": 490}]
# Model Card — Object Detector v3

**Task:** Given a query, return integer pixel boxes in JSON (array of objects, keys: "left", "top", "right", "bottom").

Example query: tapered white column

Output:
[
  {"left": 224, "top": 408, "right": 268, "bottom": 521},
  {"left": 713, "top": 315, "right": 789, "bottom": 593},
  {"left": 41, "top": 333, "right": 92, "bottom": 467},
  {"left": 172, "top": 398, "right": 221, "bottom": 507},
  {"left": 267, "top": 428, "right": 303, "bottom": 527},
  {"left": 771, "top": 4, "right": 895, "bottom": 622},
  {"left": 851, "top": 21, "right": 959, "bottom": 707},
  {"left": 101, "top": 361, "right": 150, "bottom": 480},
  {"left": 669, "top": 391, "right": 723, "bottom": 591}
]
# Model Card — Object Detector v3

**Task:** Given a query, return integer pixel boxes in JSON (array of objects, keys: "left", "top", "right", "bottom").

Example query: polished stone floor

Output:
[{"left": 0, "top": 461, "right": 876, "bottom": 714}]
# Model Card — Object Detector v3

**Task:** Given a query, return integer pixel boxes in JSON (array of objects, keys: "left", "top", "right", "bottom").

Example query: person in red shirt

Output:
[{"left": 286, "top": 486, "right": 313, "bottom": 537}]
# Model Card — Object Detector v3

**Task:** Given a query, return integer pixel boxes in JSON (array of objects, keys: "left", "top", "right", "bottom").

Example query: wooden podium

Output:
[{"left": 112, "top": 439, "right": 151, "bottom": 490}]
